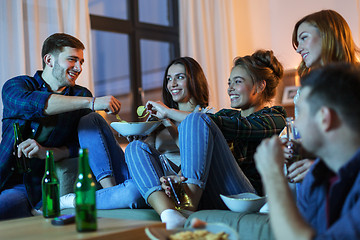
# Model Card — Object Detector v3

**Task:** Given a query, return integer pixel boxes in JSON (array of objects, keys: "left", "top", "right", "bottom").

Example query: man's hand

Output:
[
  {"left": 18, "top": 139, "right": 47, "bottom": 159},
  {"left": 254, "top": 135, "right": 285, "bottom": 179},
  {"left": 93, "top": 96, "right": 121, "bottom": 114},
  {"left": 17, "top": 139, "right": 70, "bottom": 161}
]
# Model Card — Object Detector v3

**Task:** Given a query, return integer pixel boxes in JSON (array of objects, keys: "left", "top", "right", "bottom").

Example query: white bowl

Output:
[
  {"left": 110, "top": 121, "right": 161, "bottom": 137},
  {"left": 220, "top": 193, "right": 267, "bottom": 213}
]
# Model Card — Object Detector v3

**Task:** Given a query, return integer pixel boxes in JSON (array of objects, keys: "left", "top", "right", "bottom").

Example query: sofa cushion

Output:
[
  {"left": 55, "top": 157, "right": 78, "bottom": 196},
  {"left": 185, "top": 210, "right": 275, "bottom": 240}
]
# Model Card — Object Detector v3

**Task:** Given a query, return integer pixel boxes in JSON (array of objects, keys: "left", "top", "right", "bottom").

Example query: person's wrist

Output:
[
  {"left": 260, "top": 162, "right": 284, "bottom": 179},
  {"left": 89, "top": 97, "right": 96, "bottom": 111},
  {"left": 162, "top": 118, "right": 172, "bottom": 127}
]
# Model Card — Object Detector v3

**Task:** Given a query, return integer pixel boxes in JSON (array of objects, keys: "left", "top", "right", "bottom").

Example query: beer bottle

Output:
[
  {"left": 13, "top": 123, "right": 30, "bottom": 174},
  {"left": 42, "top": 150, "right": 60, "bottom": 218},
  {"left": 75, "top": 148, "right": 97, "bottom": 232},
  {"left": 159, "top": 154, "right": 191, "bottom": 210}
]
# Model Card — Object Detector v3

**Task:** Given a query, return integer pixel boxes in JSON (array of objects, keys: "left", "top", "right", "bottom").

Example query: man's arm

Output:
[
  {"left": 18, "top": 138, "right": 69, "bottom": 161},
  {"left": 254, "top": 136, "right": 315, "bottom": 240},
  {"left": 44, "top": 94, "right": 121, "bottom": 115}
]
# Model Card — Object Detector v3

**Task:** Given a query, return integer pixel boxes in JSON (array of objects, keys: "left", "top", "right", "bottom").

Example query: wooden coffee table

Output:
[{"left": 0, "top": 216, "right": 164, "bottom": 240}]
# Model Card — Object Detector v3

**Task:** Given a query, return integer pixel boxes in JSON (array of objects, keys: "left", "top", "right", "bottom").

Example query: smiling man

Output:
[
  {"left": 255, "top": 63, "right": 360, "bottom": 239},
  {"left": 0, "top": 33, "right": 122, "bottom": 220}
]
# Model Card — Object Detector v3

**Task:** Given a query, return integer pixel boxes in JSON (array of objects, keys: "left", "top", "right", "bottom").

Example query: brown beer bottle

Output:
[{"left": 159, "top": 154, "right": 191, "bottom": 210}]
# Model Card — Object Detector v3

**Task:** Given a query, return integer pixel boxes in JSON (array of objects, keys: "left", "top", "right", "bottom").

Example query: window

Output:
[{"left": 88, "top": 0, "right": 179, "bottom": 133}]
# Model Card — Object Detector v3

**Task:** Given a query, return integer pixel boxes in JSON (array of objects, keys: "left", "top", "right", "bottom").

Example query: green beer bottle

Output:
[
  {"left": 75, "top": 148, "right": 97, "bottom": 232},
  {"left": 13, "top": 123, "right": 31, "bottom": 174},
  {"left": 42, "top": 150, "right": 60, "bottom": 218}
]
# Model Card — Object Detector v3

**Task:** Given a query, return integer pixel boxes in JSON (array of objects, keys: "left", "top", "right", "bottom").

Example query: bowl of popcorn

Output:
[{"left": 220, "top": 193, "right": 266, "bottom": 213}]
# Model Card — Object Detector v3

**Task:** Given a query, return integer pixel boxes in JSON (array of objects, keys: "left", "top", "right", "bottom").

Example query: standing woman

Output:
[
  {"left": 126, "top": 50, "right": 287, "bottom": 229},
  {"left": 286, "top": 9, "right": 359, "bottom": 183}
]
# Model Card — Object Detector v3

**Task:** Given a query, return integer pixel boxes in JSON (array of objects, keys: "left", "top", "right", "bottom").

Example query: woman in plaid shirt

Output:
[{"left": 126, "top": 50, "right": 287, "bottom": 229}]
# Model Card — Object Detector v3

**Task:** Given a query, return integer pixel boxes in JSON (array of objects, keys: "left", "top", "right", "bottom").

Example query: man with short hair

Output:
[
  {"left": 254, "top": 63, "right": 360, "bottom": 239},
  {"left": 0, "top": 33, "right": 122, "bottom": 220}
]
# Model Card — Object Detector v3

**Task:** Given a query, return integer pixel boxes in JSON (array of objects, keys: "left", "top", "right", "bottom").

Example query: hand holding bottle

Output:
[
  {"left": 13, "top": 123, "right": 31, "bottom": 174},
  {"left": 160, "top": 175, "right": 186, "bottom": 197},
  {"left": 283, "top": 117, "right": 301, "bottom": 168},
  {"left": 159, "top": 154, "right": 191, "bottom": 210}
]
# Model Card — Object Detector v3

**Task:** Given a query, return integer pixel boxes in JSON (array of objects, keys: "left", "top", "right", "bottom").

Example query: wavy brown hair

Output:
[
  {"left": 162, "top": 57, "right": 209, "bottom": 109},
  {"left": 233, "top": 50, "right": 283, "bottom": 103},
  {"left": 292, "top": 10, "right": 359, "bottom": 77}
]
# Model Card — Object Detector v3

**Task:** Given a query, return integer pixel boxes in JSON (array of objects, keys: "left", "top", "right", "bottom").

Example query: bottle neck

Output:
[
  {"left": 45, "top": 151, "right": 55, "bottom": 175},
  {"left": 159, "top": 154, "right": 177, "bottom": 176},
  {"left": 78, "top": 149, "right": 91, "bottom": 175},
  {"left": 13, "top": 123, "right": 23, "bottom": 143}
]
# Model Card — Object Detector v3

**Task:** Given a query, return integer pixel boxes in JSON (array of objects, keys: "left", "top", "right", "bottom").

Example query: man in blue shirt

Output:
[
  {"left": 0, "top": 33, "right": 121, "bottom": 220},
  {"left": 254, "top": 63, "right": 360, "bottom": 239}
]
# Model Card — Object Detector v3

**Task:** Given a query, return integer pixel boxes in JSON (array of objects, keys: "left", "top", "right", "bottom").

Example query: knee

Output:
[
  {"left": 79, "top": 112, "right": 106, "bottom": 129},
  {"left": 180, "top": 112, "right": 210, "bottom": 131},
  {"left": 125, "top": 140, "right": 148, "bottom": 153},
  {"left": 185, "top": 112, "right": 209, "bottom": 123},
  {"left": 125, "top": 140, "right": 147, "bottom": 161}
]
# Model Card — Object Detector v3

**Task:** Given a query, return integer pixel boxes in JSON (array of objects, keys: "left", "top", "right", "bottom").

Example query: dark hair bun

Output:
[{"left": 252, "top": 50, "right": 284, "bottom": 79}]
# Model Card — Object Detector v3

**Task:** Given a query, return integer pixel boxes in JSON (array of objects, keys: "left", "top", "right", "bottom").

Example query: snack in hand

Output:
[
  {"left": 137, "top": 106, "right": 149, "bottom": 119},
  {"left": 116, "top": 106, "right": 149, "bottom": 123}
]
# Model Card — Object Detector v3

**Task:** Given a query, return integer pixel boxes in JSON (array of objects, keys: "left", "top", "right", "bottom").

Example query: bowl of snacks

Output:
[
  {"left": 110, "top": 106, "right": 161, "bottom": 137},
  {"left": 145, "top": 222, "right": 239, "bottom": 240},
  {"left": 220, "top": 193, "right": 266, "bottom": 213},
  {"left": 110, "top": 121, "right": 161, "bottom": 137}
]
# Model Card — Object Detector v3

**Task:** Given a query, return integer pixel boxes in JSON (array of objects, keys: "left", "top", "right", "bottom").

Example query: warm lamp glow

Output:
[{"left": 294, "top": 74, "right": 300, "bottom": 86}]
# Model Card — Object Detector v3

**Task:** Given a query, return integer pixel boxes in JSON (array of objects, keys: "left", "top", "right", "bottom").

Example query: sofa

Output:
[
  {"left": 61, "top": 208, "right": 274, "bottom": 240},
  {"left": 58, "top": 157, "right": 275, "bottom": 240}
]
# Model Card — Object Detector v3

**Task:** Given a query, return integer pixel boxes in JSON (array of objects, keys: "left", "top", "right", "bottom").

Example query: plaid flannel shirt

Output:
[
  {"left": 208, "top": 106, "right": 287, "bottom": 195},
  {"left": 0, "top": 71, "right": 92, "bottom": 204}
]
